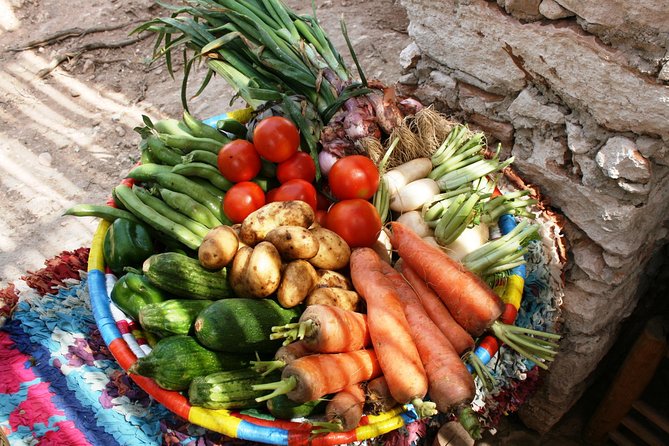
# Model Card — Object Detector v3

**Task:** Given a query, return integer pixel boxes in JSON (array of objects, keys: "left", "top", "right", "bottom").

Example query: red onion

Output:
[{"left": 318, "top": 150, "right": 339, "bottom": 176}]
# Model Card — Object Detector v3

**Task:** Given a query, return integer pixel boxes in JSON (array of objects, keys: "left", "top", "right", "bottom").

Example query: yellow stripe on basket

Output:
[
  {"left": 502, "top": 275, "right": 524, "bottom": 310},
  {"left": 189, "top": 407, "right": 241, "bottom": 438},
  {"left": 355, "top": 413, "right": 406, "bottom": 441},
  {"left": 88, "top": 219, "right": 110, "bottom": 272}
]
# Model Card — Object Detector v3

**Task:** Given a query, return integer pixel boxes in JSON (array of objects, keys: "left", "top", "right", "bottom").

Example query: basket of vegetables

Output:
[{"left": 67, "top": 1, "right": 566, "bottom": 444}]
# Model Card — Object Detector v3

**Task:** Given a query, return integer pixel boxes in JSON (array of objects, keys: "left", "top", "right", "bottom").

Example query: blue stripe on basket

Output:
[
  {"left": 4, "top": 319, "right": 124, "bottom": 446},
  {"left": 202, "top": 113, "right": 229, "bottom": 128},
  {"left": 88, "top": 269, "right": 122, "bottom": 346},
  {"left": 236, "top": 419, "right": 289, "bottom": 445},
  {"left": 498, "top": 214, "right": 527, "bottom": 279}
]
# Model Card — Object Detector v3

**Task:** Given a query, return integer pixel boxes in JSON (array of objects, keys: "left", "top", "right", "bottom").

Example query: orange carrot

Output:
[
  {"left": 365, "top": 376, "right": 398, "bottom": 415},
  {"left": 397, "top": 260, "right": 475, "bottom": 355},
  {"left": 270, "top": 304, "right": 370, "bottom": 353},
  {"left": 349, "top": 248, "right": 431, "bottom": 415},
  {"left": 253, "top": 349, "right": 381, "bottom": 404},
  {"left": 324, "top": 383, "right": 366, "bottom": 432},
  {"left": 390, "top": 221, "right": 503, "bottom": 336},
  {"left": 379, "top": 261, "right": 480, "bottom": 438}
]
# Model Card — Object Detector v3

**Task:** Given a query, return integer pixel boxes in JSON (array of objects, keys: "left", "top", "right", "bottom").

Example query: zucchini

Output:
[
  {"left": 194, "top": 298, "right": 300, "bottom": 355},
  {"left": 188, "top": 367, "right": 278, "bottom": 410},
  {"left": 127, "top": 335, "right": 249, "bottom": 391},
  {"left": 138, "top": 299, "right": 214, "bottom": 336},
  {"left": 267, "top": 394, "right": 325, "bottom": 420},
  {"left": 143, "top": 252, "right": 233, "bottom": 300}
]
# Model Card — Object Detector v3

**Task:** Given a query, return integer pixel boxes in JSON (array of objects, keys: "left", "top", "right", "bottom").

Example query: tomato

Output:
[
  {"left": 252, "top": 116, "right": 300, "bottom": 163},
  {"left": 315, "top": 209, "right": 328, "bottom": 227},
  {"left": 316, "top": 191, "right": 332, "bottom": 211},
  {"left": 327, "top": 155, "right": 380, "bottom": 200},
  {"left": 217, "top": 139, "right": 261, "bottom": 183},
  {"left": 265, "top": 187, "right": 280, "bottom": 203},
  {"left": 223, "top": 181, "right": 266, "bottom": 223},
  {"left": 325, "top": 199, "right": 382, "bottom": 248},
  {"left": 273, "top": 179, "right": 318, "bottom": 211},
  {"left": 276, "top": 152, "right": 317, "bottom": 184}
]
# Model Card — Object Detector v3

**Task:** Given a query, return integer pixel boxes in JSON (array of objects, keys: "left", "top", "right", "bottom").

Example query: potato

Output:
[
  {"left": 313, "top": 269, "right": 352, "bottom": 290},
  {"left": 308, "top": 227, "right": 351, "bottom": 270},
  {"left": 246, "top": 241, "right": 283, "bottom": 298},
  {"left": 305, "top": 287, "right": 360, "bottom": 312},
  {"left": 229, "top": 245, "right": 253, "bottom": 297},
  {"left": 198, "top": 225, "right": 239, "bottom": 270},
  {"left": 240, "top": 201, "right": 315, "bottom": 246},
  {"left": 277, "top": 260, "right": 318, "bottom": 308},
  {"left": 265, "top": 225, "right": 320, "bottom": 260},
  {"left": 230, "top": 224, "right": 249, "bottom": 249}
]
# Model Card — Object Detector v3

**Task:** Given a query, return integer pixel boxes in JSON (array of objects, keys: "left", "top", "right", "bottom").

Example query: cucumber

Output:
[
  {"left": 194, "top": 298, "right": 300, "bottom": 355},
  {"left": 143, "top": 252, "right": 233, "bottom": 300},
  {"left": 188, "top": 367, "right": 278, "bottom": 410},
  {"left": 127, "top": 335, "right": 249, "bottom": 391},
  {"left": 138, "top": 299, "right": 214, "bottom": 336}
]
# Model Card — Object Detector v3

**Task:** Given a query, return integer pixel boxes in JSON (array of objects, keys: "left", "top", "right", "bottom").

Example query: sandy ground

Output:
[{"left": 0, "top": 0, "right": 411, "bottom": 287}]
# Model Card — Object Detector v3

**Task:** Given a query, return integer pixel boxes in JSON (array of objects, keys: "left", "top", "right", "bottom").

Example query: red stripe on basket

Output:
[
  {"left": 232, "top": 413, "right": 312, "bottom": 432},
  {"left": 116, "top": 320, "right": 130, "bottom": 335},
  {"left": 131, "top": 375, "right": 191, "bottom": 420},
  {"left": 310, "top": 431, "right": 357, "bottom": 446}
]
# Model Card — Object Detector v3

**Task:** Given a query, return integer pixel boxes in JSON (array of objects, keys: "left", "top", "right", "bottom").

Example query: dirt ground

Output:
[{"left": 0, "top": 0, "right": 411, "bottom": 287}]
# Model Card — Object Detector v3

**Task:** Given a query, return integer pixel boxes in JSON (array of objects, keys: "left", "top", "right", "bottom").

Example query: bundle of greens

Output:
[{"left": 134, "top": 0, "right": 412, "bottom": 166}]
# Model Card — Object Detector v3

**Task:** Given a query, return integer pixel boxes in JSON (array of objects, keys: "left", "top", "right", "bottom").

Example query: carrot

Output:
[
  {"left": 252, "top": 340, "right": 312, "bottom": 376},
  {"left": 253, "top": 349, "right": 382, "bottom": 404},
  {"left": 397, "top": 259, "right": 475, "bottom": 355},
  {"left": 313, "top": 383, "right": 366, "bottom": 433},
  {"left": 349, "top": 248, "right": 432, "bottom": 417},
  {"left": 389, "top": 221, "right": 503, "bottom": 336},
  {"left": 365, "top": 376, "right": 398, "bottom": 415},
  {"left": 379, "top": 260, "right": 481, "bottom": 439},
  {"left": 270, "top": 304, "right": 370, "bottom": 353}
]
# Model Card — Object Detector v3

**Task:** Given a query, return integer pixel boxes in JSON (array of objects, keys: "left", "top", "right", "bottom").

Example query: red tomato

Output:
[
  {"left": 217, "top": 139, "right": 261, "bottom": 183},
  {"left": 265, "top": 187, "right": 280, "bottom": 203},
  {"left": 223, "top": 181, "right": 266, "bottom": 223},
  {"left": 315, "top": 209, "right": 328, "bottom": 227},
  {"left": 273, "top": 179, "right": 318, "bottom": 211},
  {"left": 328, "top": 155, "right": 380, "bottom": 200},
  {"left": 325, "top": 199, "right": 382, "bottom": 248},
  {"left": 316, "top": 191, "right": 332, "bottom": 211},
  {"left": 253, "top": 116, "right": 300, "bottom": 163},
  {"left": 276, "top": 152, "right": 317, "bottom": 184}
]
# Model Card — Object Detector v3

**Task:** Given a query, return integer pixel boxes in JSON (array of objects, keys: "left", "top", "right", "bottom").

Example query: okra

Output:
[
  {"left": 114, "top": 184, "right": 203, "bottom": 250},
  {"left": 158, "top": 187, "right": 223, "bottom": 229}
]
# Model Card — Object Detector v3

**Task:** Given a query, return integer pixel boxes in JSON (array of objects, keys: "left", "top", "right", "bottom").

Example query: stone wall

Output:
[{"left": 397, "top": 0, "right": 669, "bottom": 433}]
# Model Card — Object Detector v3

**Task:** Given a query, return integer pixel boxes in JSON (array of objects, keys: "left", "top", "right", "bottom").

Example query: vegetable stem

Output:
[{"left": 252, "top": 375, "right": 298, "bottom": 402}]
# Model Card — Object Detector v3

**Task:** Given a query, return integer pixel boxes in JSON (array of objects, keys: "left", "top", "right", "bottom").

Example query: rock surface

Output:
[{"left": 400, "top": 0, "right": 669, "bottom": 433}]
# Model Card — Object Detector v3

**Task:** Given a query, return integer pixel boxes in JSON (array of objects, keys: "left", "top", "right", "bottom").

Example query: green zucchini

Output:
[
  {"left": 266, "top": 394, "right": 325, "bottom": 420},
  {"left": 188, "top": 367, "right": 278, "bottom": 410},
  {"left": 138, "top": 299, "right": 214, "bottom": 336},
  {"left": 127, "top": 335, "right": 249, "bottom": 391},
  {"left": 194, "top": 298, "right": 300, "bottom": 355},
  {"left": 143, "top": 252, "right": 233, "bottom": 300}
]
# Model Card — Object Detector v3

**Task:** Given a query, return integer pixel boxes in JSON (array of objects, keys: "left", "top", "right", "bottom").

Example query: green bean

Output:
[
  {"left": 114, "top": 184, "right": 202, "bottom": 250},
  {"left": 146, "top": 136, "right": 184, "bottom": 166},
  {"left": 189, "top": 177, "right": 226, "bottom": 202},
  {"left": 158, "top": 187, "right": 222, "bottom": 229},
  {"left": 152, "top": 172, "right": 225, "bottom": 223},
  {"left": 158, "top": 133, "right": 224, "bottom": 154},
  {"left": 126, "top": 163, "right": 173, "bottom": 182},
  {"left": 153, "top": 118, "right": 193, "bottom": 137},
  {"left": 372, "top": 177, "right": 390, "bottom": 223},
  {"left": 133, "top": 186, "right": 211, "bottom": 238},
  {"left": 182, "top": 150, "right": 219, "bottom": 167},
  {"left": 63, "top": 204, "right": 140, "bottom": 223},
  {"left": 171, "top": 162, "right": 233, "bottom": 191},
  {"left": 182, "top": 111, "right": 231, "bottom": 145}
]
